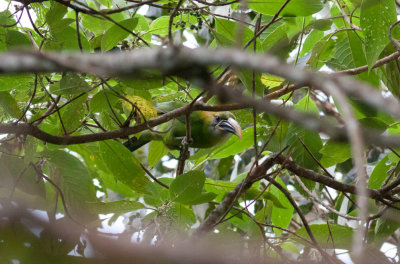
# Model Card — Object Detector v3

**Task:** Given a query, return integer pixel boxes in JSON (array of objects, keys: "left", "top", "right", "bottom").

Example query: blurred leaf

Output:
[
  {"left": 368, "top": 155, "right": 391, "bottom": 189},
  {"left": 6, "top": 30, "right": 31, "bottom": 48},
  {"left": 295, "top": 224, "right": 354, "bottom": 249},
  {"left": 88, "top": 200, "right": 145, "bottom": 215},
  {"left": 44, "top": 149, "right": 97, "bottom": 221},
  {"left": 0, "top": 91, "right": 22, "bottom": 118},
  {"left": 0, "top": 75, "right": 34, "bottom": 91}
]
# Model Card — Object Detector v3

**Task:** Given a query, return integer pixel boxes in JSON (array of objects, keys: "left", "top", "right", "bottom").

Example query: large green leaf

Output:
[
  {"left": 249, "top": 0, "right": 323, "bottom": 17},
  {"left": 287, "top": 97, "right": 322, "bottom": 170},
  {"left": 0, "top": 74, "right": 34, "bottom": 91},
  {"left": 48, "top": 26, "right": 90, "bottom": 51},
  {"left": 295, "top": 224, "right": 354, "bottom": 249},
  {"left": 59, "top": 94, "right": 88, "bottom": 134},
  {"left": 45, "top": 1, "right": 67, "bottom": 28},
  {"left": 44, "top": 149, "right": 97, "bottom": 221},
  {"left": 89, "top": 90, "right": 119, "bottom": 113},
  {"left": 215, "top": 18, "right": 254, "bottom": 45},
  {"left": 6, "top": 30, "right": 31, "bottom": 48},
  {"left": 287, "top": 125, "right": 322, "bottom": 170},
  {"left": 299, "top": 30, "right": 324, "bottom": 57},
  {"left": 0, "top": 154, "right": 45, "bottom": 199},
  {"left": 99, "top": 140, "right": 150, "bottom": 193},
  {"left": 0, "top": 91, "right": 21, "bottom": 118},
  {"left": 270, "top": 177, "right": 294, "bottom": 235},
  {"left": 51, "top": 73, "right": 90, "bottom": 95},
  {"left": 169, "top": 170, "right": 209, "bottom": 205},
  {"left": 320, "top": 140, "right": 352, "bottom": 168},
  {"left": 360, "top": 0, "right": 397, "bottom": 69},
  {"left": 368, "top": 155, "right": 391, "bottom": 189},
  {"left": 101, "top": 18, "right": 138, "bottom": 51},
  {"left": 327, "top": 30, "right": 378, "bottom": 85},
  {"left": 81, "top": 11, "right": 125, "bottom": 35},
  {"left": 148, "top": 140, "right": 169, "bottom": 168}
]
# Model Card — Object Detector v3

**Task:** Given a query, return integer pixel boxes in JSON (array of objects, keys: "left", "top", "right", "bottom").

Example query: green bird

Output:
[{"left": 124, "top": 104, "right": 242, "bottom": 151}]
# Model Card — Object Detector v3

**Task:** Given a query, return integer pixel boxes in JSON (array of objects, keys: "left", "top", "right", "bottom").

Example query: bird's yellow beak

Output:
[{"left": 216, "top": 117, "right": 242, "bottom": 139}]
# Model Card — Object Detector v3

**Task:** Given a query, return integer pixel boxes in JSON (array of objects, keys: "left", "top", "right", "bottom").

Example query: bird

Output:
[{"left": 124, "top": 106, "right": 242, "bottom": 151}]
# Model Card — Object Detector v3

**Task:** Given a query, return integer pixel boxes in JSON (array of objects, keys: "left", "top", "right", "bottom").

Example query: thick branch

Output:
[{"left": 1, "top": 48, "right": 400, "bottom": 118}]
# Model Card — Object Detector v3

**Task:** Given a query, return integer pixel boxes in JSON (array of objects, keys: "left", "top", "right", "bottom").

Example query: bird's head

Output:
[{"left": 210, "top": 112, "right": 242, "bottom": 139}]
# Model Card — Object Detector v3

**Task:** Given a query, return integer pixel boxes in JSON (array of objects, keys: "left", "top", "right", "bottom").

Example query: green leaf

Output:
[
  {"left": 147, "top": 15, "right": 197, "bottom": 37},
  {"left": 144, "top": 178, "right": 173, "bottom": 206},
  {"left": 249, "top": 0, "right": 323, "bottom": 17},
  {"left": 88, "top": 200, "right": 145, "bottom": 215},
  {"left": 320, "top": 140, "right": 352, "bottom": 168},
  {"left": 264, "top": 191, "right": 287, "bottom": 209},
  {"left": 46, "top": 1, "right": 67, "bottom": 28},
  {"left": 184, "top": 192, "right": 217, "bottom": 205},
  {"left": 59, "top": 94, "right": 87, "bottom": 134},
  {"left": 0, "top": 91, "right": 21, "bottom": 118},
  {"left": 287, "top": 125, "right": 322, "bottom": 170},
  {"left": 0, "top": 74, "right": 34, "bottom": 91},
  {"left": 89, "top": 91, "right": 119, "bottom": 113},
  {"left": 101, "top": 18, "right": 138, "bottom": 51},
  {"left": 148, "top": 140, "right": 169, "bottom": 168},
  {"left": 368, "top": 155, "right": 392, "bottom": 189},
  {"left": 44, "top": 149, "right": 97, "bottom": 220},
  {"left": 360, "top": 0, "right": 397, "bottom": 69},
  {"left": 300, "top": 30, "right": 324, "bottom": 57},
  {"left": 169, "top": 170, "right": 205, "bottom": 204},
  {"left": 237, "top": 70, "right": 265, "bottom": 96},
  {"left": 48, "top": 26, "right": 90, "bottom": 51},
  {"left": 6, "top": 30, "right": 31, "bottom": 48},
  {"left": 215, "top": 18, "right": 254, "bottom": 45},
  {"left": 308, "top": 35, "right": 335, "bottom": 68},
  {"left": 327, "top": 30, "right": 378, "bottom": 85},
  {"left": 81, "top": 12, "right": 124, "bottom": 35},
  {"left": 379, "top": 48, "right": 400, "bottom": 97},
  {"left": 120, "top": 73, "right": 165, "bottom": 90},
  {"left": 270, "top": 177, "right": 294, "bottom": 235},
  {"left": 0, "top": 154, "right": 45, "bottom": 198},
  {"left": 48, "top": 18, "right": 75, "bottom": 32},
  {"left": 99, "top": 140, "right": 150, "bottom": 193},
  {"left": 23, "top": 136, "right": 38, "bottom": 165},
  {"left": 209, "top": 127, "right": 255, "bottom": 160},
  {"left": 374, "top": 211, "right": 400, "bottom": 245},
  {"left": 261, "top": 24, "right": 288, "bottom": 52},
  {"left": 287, "top": 97, "right": 322, "bottom": 170},
  {"left": 295, "top": 224, "right": 354, "bottom": 249},
  {"left": 51, "top": 73, "right": 90, "bottom": 95}
]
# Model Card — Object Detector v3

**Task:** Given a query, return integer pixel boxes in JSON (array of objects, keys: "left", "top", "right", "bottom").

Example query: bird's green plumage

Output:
[{"left": 124, "top": 103, "right": 241, "bottom": 151}]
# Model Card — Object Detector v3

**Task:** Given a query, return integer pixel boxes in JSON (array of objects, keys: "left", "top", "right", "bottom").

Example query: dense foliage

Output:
[{"left": 1, "top": 0, "right": 400, "bottom": 263}]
